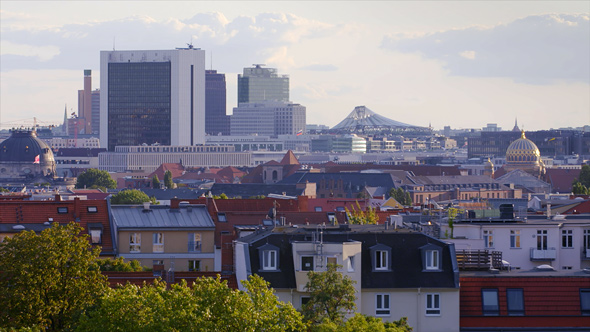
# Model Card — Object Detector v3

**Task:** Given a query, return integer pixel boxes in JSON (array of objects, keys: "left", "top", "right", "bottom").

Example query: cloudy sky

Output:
[{"left": 1, "top": 1, "right": 589, "bottom": 131}]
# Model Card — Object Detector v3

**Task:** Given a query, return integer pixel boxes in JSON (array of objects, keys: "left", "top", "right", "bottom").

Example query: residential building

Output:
[
  {"left": 100, "top": 48, "right": 206, "bottom": 151},
  {"left": 110, "top": 203, "right": 216, "bottom": 272},
  {"left": 237, "top": 64, "right": 289, "bottom": 104},
  {"left": 230, "top": 101, "right": 306, "bottom": 137},
  {"left": 235, "top": 224, "right": 460, "bottom": 331},
  {"left": 205, "top": 70, "right": 230, "bottom": 136}
]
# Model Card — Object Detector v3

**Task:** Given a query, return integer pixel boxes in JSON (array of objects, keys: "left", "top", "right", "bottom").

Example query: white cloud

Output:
[
  {"left": 0, "top": 40, "right": 60, "bottom": 61},
  {"left": 381, "top": 14, "right": 590, "bottom": 84}
]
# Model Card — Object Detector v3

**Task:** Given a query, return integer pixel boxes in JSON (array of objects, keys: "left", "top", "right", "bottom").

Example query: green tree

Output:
[
  {"left": 75, "top": 168, "right": 116, "bottom": 190},
  {"left": 0, "top": 223, "right": 107, "bottom": 331},
  {"left": 388, "top": 188, "right": 412, "bottom": 206},
  {"left": 76, "top": 275, "right": 304, "bottom": 332},
  {"left": 579, "top": 164, "right": 590, "bottom": 188},
  {"left": 110, "top": 189, "right": 157, "bottom": 205},
  {"left": 345, "top": 201, "right": 378, "bottom": 224},
  {"left": 96, "top": 257, "right": 146, "bottom": 272},
  {"left": 152, "top": 175, "right": 161, "bottom": 188},
  {"left": 446, "top": 207, "right": 459, "bottom": 238},
  {"left": 302, "top": 264, "right": 357, "bottom": 325},
  {"left": 164, "top": 170, "right": 174, "bottom": 189},
  {"left": 572, "top": 180, "right": 589, "bottom": 195}
]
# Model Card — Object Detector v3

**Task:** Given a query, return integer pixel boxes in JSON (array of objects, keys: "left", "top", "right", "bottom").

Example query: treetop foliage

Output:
[
  {"left": 345, "top": 201, "right": 378, "bottom": 224},
  {"left": 75, "top": 168, "right": 117, "bottom": 190},
  {"left": 110, "top": 189, "right": 158, "bottom": 205}
]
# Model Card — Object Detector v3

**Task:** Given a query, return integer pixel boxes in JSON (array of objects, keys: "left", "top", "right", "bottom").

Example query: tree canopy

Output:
[
  {"left": 389, "top": 188, "right": 412, "bottom": 206},
  {"left": 0, "top": 223, "right": 108, "bottom": 331},
  {"left": 110, "top": 189, "right": 157, "bottom": 205},
  {"left": 75, "top": 168, "right": 117, "bottom": 190},
  {"left": 152, "top": 175, "right": 161, "bottom": 188},
  {"left": 303, "top": 264, "right": 357, "bottom": 325},
  {"left": 76, "top": 275, "right": 305, "bottom": 332},
  {"left": 345, "top": 201, "right": 378, "bottom": 224},
  {"left": 579, "top": 164, "right": 590, "bottom": 188},
  {"left": 164, "top": 170, "right": 174, "bottom": 189}
]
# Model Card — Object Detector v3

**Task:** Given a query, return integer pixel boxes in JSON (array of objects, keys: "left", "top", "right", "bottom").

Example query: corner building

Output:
[{"left": 100, "top": 49, "right": 206, "bottom": 151}]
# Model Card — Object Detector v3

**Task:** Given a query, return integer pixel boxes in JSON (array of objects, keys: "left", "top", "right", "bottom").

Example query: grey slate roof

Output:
[
  {"left": 209, "top": 183, "right": 304, "bottom": 198},
  {"left": 279, "top": 172, "right": 397, "bottom": 189},
  {"left": 110, "top": 205, "right": 215, "bottom": 229}
]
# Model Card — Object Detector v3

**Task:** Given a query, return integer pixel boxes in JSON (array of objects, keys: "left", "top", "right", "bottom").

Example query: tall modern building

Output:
[
  {"left": 237, "top": 64, "right": 289, "bottom": 104},
  {"left": 205, "top": 70, "right": 230, "bottom": 135},
  {"left": 77, "top": 69, "right": 93, "bottom": 134},
  {"left": 231, "top": 101, "right": 306, "bottom": 137},
  {"left": 100, "top": 48, "right": 206, "bottom": 151},
  {"left": 91, "top": 89, "right": 100, "bottom": 135}
]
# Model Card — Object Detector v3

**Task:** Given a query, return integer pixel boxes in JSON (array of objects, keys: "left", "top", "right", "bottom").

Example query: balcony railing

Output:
[
  {"left": 456, "top": 249, "right": 503, "bottom": 270},
  {"left": 530, "top": 247, "right": 556, "bottom": 260},
  {"left": 188, "top": 241, "right": 201, "bottom": 252}
]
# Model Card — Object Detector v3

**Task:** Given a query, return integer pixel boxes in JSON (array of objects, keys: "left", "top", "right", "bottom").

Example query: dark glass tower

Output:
[
  {"left": 205, "top": 70, "right": 230, "bottom": 135},
  {"left": 107, "top": 62, "right": 171, "bottom": 151},
  {"left": 237, "top": 64, "right": 289, "bottom": 104}
]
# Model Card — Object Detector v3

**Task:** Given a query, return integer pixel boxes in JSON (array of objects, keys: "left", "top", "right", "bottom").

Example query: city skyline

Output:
[{"left": 1, "top": 1, "right": 589, "bottom": 131}]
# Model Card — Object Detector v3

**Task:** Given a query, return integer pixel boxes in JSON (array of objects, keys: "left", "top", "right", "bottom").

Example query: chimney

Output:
[
  {"left": 143, "top": 202, "right": 150, "bottom": 210},
  {"left": 55, "top": 194, "right": 62, "bottom": 202}
]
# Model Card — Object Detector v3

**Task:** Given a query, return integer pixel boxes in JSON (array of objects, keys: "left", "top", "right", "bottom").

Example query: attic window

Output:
[
  {"left": 217, "top": 213, "right": 227, "bottom": 222},
  {"left": 87, "top": 206, "right": 98, "bottom": 213},
  {"left": 581, "top": 289, "right": 590, "bottom": 316},
  {"left": 88, "top": 223, "right": 103, "bottom": 244},
  {"left": 258, "top": 243, "right": 280, "bottom": 272},
  {"left": 370, "top": 244, "right": 392, "bottom": 272},
  {"left": 482, "top": 289, "right": 499, "bottom": 316},
  {"left": 420, "top": 243, "right": 442, "bottom": 272},
  {"left": 57, "top": 207, "right": 68, "bottom": 214}
]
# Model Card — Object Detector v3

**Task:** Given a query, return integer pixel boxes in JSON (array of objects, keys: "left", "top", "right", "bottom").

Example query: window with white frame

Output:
[
  {"left": 376, "top": 294, "right": 391, "bottom": 316},
  {"left": 262, "top": 250, "right": 277, "bottom": 270},
  {"left": 537, "top": 230, "right": 548, "bottom": 250},
  {"left": 129, "top": 233, "right": 141, "bottom": 252},
  {"left": 483, "top": 230, "right": 494, "bottom": 248},
  {"left": 425, "top": 250, "right": 439, "bottom": 270},
  {"left": 188, "top": 260, "right": 200, "bottom": 271},
  {"left": 89, "top": 229, "right": 102, "bottom": 244},
  {"left": 153, "top": 233, "right": 164, "bottom": 253},
  {"left": 482, "top": 289, "right": 499, "bottom": 315},
  {"left": 188, "top": 233, "right": 201, "bottom": 252},
  {"left": 376, "top": 250, "right": 388, "bottom": 270},
  {"left": 510, "top": 230, "right": 521, "bottom": 248},
  {"left": 562, "top": 229, "right": 573, "bottom": 248},
  {"left": 426, "top": 293, "right": 440, "bottom": 315}
]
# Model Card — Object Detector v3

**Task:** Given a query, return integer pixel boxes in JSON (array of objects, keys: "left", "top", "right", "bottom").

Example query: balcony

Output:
[
  {"left": 582, "top": 249, "right": 590, "bottom": 260},
  {"left": 530, "top": 247, "right": 556, "bottom": 260}
]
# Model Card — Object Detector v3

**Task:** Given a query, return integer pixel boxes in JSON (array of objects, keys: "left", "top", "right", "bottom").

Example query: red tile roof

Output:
[
  {"left": 545, "top": 168, "right": 581, "bottom": 193},
  {"left": 280, "top": 150, "right": 300, "bottom": 165},
  {"left": 149, "top": 163, "right": 185, "bottom": 181}
]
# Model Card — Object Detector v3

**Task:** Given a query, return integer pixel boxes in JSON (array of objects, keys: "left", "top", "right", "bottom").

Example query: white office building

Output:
[{"left": 230, "top": 101, "right": 306, "bottom": 137}]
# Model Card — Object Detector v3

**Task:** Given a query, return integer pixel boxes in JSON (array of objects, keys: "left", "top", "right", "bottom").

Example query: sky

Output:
[{"left": 1, "top": 1, "right": 589, "bottom": 131}]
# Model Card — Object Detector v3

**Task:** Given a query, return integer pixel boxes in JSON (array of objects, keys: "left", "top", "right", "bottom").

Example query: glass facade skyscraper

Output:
[
  {"left": 100, "top": 49, "right": 206, "bottom": 151},
  {"left": 237, "top": 65, "right": 289, "bottom": 104},
  {"left": 205, "top": 70, "right": 230, "bottom": 136}
]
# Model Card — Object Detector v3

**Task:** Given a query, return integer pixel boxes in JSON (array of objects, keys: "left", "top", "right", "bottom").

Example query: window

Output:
[
  {"left": 585, "top": 230, "right": 590, "bottom": 250},
  {"left": 537, "top": 230, "right": 548, "bottom": 250},
  {"left": 376, "top": 250, "right": 388, "bottom": 270},
  {"left": 188, "top": 233, "right": 201, "bottom": 252},
  {"left": 562, "top": 229, "right": 573, "bottom": 248},
  {"left": 327, "top": 257, "right": 337, "bottom": 266},
  {"left": 347, "top": 255, "right": 355, "bottom": 272},
  {"left": 153, "top": 233, "right": 164, "bottom": 253},
  {"left": 426, "top": 293, "right": 440, "bottom": 315},
  {"left": 89, "top": 229, "right": 102, "bottom": 244},
  {"left": 482, "top": 289, "right": 499, "bottom": 315},
  {"left": 483, "top": 230, "right": 494, "bottom": 248},
  {"left": 315, "top": 207, "right": 322, "bottom": 212},
  {"left": 506, "top": 289, "right": 524, "bottom": 315},
  {"left": 129, "top": 233, "right": 141, "bottom": 252},
  {"left": 581, "top": 289, "right": 590, "bottom": 315},
  {"left": 301, "top": 296, "right": 310, "bottom": 307},
  {"left": 301, "top": 256, "right": 314, "bottom": 271},
  {"left": 510, "top": 230, "right": 521, "bottom": 248},
  {"left": 376, "top": 294, "right": 391, "bottom": 316},
  {"left": 87, "top": 206, "right": 98, "bottom": 213},
  {"left": 217, "top": 213, "right": 227, "bottom": 222},
  {"left": 263, "top": 250, "right": 277, "bottom": 270},
  {"left": 188, "top": 260, "right": 200, "bottom": 272},
  {"left": 57, "top": 207, "right": 68, "bottom": 214},
  {"left": 371, "top": 244, "right": 391, "bottom": 271},
  {"left": 153, "top": 260, "right": 163, "bottom": 266},
  {"left": 425, "top": 250, "right": 439, "bottom": 270}
]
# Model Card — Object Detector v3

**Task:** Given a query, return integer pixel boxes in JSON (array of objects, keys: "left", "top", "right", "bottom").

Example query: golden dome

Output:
[{"left": 505, "top": 131, "right": 543, "bottom": 171}]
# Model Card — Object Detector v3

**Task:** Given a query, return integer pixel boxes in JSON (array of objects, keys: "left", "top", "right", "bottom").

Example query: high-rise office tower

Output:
[
  {"left": 205, "top": 70, "right": 230, "bottom": 135},
  {"left": 77, "top": 69, "right": 93, "bottom": 134},
  {"left": 91, "top": 89, "right": 100, "bottom": 135},
  {"left": 230, "top": 101, "right": 306, "bottom": 136},
  {"left": 237, "top": 64, "right": 289, "bottom": 104},
  {"left": 100, "top": 48, "right": 205, "bottom": 151}
]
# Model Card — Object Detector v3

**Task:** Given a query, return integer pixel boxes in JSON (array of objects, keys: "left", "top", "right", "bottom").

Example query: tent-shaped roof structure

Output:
[{"left": 331, "top": 105, "right": 422, "bottom": 132}]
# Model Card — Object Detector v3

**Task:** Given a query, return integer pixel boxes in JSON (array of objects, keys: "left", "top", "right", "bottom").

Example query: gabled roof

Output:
[
  {"left": 209, "top": 183, "right": 305, "bottom": 198},
  {"left": 149, "top": 163, "right": 185, "bottom": 180},
  {"left": 110, "top": 204, "right": 214, "bottom": 229},
  {"left": 545, "top": 168, "right": 580, "bottom": 193},
  {"left": 496, "top": 169, "right": 551, "bottom": 192},
  {"left": 279, "top": 172, "right": 397, "bottom": 190}
]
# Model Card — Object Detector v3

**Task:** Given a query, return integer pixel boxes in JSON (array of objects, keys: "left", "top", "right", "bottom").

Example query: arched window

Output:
[{"left": 272, "top": 170, "right": 278, "bottom": 180}]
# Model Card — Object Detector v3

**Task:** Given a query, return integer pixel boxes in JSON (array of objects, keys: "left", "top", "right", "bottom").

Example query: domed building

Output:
[
  {"left": 0, "top": 129, "right": 57, "bottom": 183},
  {"left": 504, "top": 131, "right": 545, "bottom": 177}
]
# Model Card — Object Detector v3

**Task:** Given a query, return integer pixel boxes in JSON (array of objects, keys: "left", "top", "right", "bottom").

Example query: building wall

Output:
[
  {"left": 237, "top": 65, "right": 289, "bottom": 104},
  {"left": 117, "top": 230, "right": 215, "bottom": 271}
]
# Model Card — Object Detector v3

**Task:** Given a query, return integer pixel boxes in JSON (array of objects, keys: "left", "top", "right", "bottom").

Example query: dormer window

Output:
[
  {"left": 217, "top": 213, "right": 227, "bottom": 222},
  {"left": 370, "top": 244, "right": 392, "bottom": 272},
  {"left": 420, "top": 243, "right": 442, "bottom": 272},
  {"left": 258, "top": 243, "right": 280, "bottom": 272}
]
